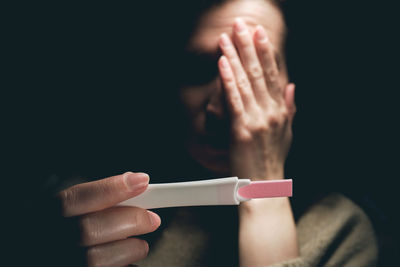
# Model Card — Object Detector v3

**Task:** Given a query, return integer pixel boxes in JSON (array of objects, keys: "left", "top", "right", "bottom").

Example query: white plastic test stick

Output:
[{"left": 118, "top": 177, "right": 292, "bottom": 209}]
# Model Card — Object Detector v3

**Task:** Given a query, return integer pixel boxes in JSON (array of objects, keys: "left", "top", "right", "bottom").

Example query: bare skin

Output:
[
  {"left": 219, "top": 18, "right": 298, "bottom": 266},
  {"left": 57, "top": 1, "right": 297, "bottom": 266},
  {"left": 57, "top": 172, "right": 161, "bottom": 267},
  {"left": 181, "top": 0, "right": 298, "bottom": 265}
]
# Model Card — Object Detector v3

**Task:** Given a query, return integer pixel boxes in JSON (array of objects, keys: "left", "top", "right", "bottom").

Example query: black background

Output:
[{"left": 4, "top": 1, "right": 399, "bottom": 265}]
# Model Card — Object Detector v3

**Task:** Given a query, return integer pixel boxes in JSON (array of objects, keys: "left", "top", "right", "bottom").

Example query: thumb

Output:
[{"left": 57, "top": 172, "right": 149, "bottom": 217}]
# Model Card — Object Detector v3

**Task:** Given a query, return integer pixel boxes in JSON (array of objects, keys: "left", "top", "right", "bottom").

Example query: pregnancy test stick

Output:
[{"left": 118, "top": 177, "right": 292, "bottom": 209}]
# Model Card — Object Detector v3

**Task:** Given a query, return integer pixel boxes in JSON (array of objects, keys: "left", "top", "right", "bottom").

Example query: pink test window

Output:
[{"left": 238, "top": 179, "right": 292, "bottom": 199}]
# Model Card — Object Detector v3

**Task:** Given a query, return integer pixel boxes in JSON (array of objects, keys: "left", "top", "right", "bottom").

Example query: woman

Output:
[{"left": 52, "top": 0, "right": 378, "bottom": 266}]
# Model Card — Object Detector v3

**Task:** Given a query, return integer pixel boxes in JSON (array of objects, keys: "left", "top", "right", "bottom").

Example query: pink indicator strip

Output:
[{"left": 238, "top": 179, "right": 292, "bottom": 199}]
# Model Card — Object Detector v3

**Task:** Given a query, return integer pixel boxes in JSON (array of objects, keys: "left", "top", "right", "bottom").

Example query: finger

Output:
[
  {"left": 254, "top": 25, "right": 281, "bottom": 101},
  {"left": 285, "top": 83, "right": 296, "bottom": 121},
  {"left": 79, "top": 206, "right": 161, "bottom": 246},
  {"left": 219, "top": 32, "right": 256, "bottom": 109},
  {"left": 86, "top": 238, "right": 149, "bottom": 267},
  {"left": 218, "top": 55, "right": 245, "bottom": 118},
  {"left": 232, "top": 18, "right": 269, "bottom": 104},
  {"left": 58, "top": 172, "right": 149, "bottom": 217}
]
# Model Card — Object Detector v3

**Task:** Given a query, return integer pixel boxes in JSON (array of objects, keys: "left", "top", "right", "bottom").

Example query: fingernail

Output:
[
  {"left": 288, "top": 83, "right": 295, "bottom": 92},
  {"left": 124, "top": 172, "right": 149, "bottom": 192},
  {"left": 142, "top": 240, "right": 149, "bottom": 254},
  {"left": 220, "top": 33, "right": 231, "bottom": 47},
  {"left": 234, "top": 18, "right": 247, "bottom": 34},
  {"left": 256, "top": 25, "right": 268, "bottom": 43},
  {"left": 147, "top": 211, "right": 161, "bottom": 228}
]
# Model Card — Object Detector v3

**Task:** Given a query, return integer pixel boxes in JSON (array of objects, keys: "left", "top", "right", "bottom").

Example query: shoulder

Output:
[{"left": 296, "top": 193, "right": 378, "bottom": 267}]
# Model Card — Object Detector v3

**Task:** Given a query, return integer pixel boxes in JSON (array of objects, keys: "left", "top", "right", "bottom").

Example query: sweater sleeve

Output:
[
  {"left": 270, "top": 193, "right": 378, "bottom": 267},
  {"left": 138, "top": 193, "right": 377, "bottom": 267}
]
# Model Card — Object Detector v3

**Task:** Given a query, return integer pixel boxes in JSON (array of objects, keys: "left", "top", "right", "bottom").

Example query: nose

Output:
[{"left": 206, "top": 77, "right": 226, "bottom": 120}]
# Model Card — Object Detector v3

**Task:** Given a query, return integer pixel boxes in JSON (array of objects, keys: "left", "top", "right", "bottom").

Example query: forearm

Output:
[
  {"left": 238, "top": 170, "right": 298, "bottom": 266},
  {"left": 216, "top": 17, "right": 299, "bottom": 266}
]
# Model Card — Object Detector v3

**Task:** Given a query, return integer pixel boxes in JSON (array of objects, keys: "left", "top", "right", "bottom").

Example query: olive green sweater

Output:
[{"left": 138, "top": 193, "right": 378, "bottom": 267}]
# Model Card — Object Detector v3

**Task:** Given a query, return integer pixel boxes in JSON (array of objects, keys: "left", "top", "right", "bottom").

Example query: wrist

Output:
[
  {"left": 253, "top": 162, "right": 285, "bottom": 180},
  {"left": 239, "top": 197, "right": 290, "bottom": 216},
  {"left": 238, "top": 197, "right": 299, "bottom": 264}
]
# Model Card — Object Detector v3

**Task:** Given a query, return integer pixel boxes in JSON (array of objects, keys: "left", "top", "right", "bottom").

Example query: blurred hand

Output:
[
  {"left": 57, "top": 172, "right": 161, "bottom": 267},
  {"left": 218, "top": 18, "right": 296, "bottom": 180}
]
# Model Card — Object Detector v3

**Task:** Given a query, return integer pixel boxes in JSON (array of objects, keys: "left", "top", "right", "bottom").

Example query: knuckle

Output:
[
  {"left": 268, "top": 115, "right": 280, "bottom": 128},
  {"left": 98, "top": 174, "right": 125, "bottom": 197},
  {"left": 235, "top": 128, "right": 253, "bottom": 143},
  {"left": 132, "top": 210, "right": 141, "bottom": 230},
  {"left": 266, "top": 68, "right": 279, "bottom": 80},
  {"left": 236, "top": 77, "right": 250, "bottom": 90},
  {"left": 121, "top": 171, "right": 134, "bottom": 191},
  {"left": 252, "top": 123, "right": 268, "bottom": 134},
  {"left": 225, "top": 78, "right": 236, "bottom": 87},
  {"left": 281, "top": 110, "right": 289, "bottom": 120},
  {"left": 247, "top": 65, "right": 263, "bottom": 79},
  {"left": 232, "top": 94, "right": 241, "bottom": 103}
]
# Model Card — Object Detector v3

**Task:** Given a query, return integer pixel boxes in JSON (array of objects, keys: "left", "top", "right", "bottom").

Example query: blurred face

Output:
[{"left": 180, "top": 0, "right": 288, "bottom": 174}]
